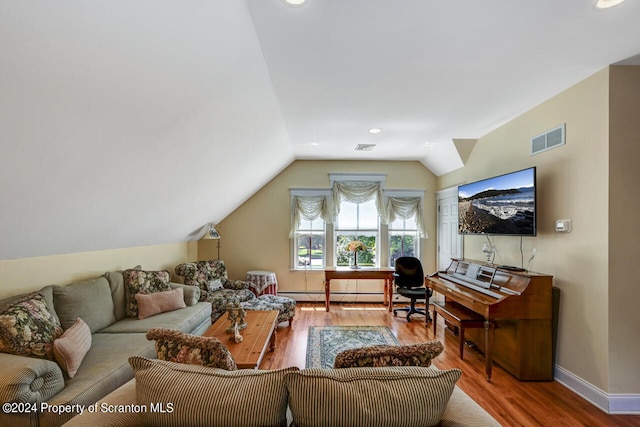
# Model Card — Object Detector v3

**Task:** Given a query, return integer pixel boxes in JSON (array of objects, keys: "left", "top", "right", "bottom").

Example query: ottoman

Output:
[{"left": 241, "top": 294, "right": 296, "bottom": 326}]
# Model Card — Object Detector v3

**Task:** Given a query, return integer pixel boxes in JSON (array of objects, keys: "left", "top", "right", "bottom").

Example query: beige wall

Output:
[
  {"left": 439, "top": 66, "right": 640, "bottom": 395},
  {"left": 608, "top": 66, "right": 640, "bottom": 393},
  {"left": 0, "top": 241, "right": 196, "bottom": 299},
  {"left": 201, "top": 160, "right": 437, "bottom": 298}
]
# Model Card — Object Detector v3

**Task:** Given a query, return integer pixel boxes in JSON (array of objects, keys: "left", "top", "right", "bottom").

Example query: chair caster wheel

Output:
[{"left": 406, "top": 315, "right": 412, "bottom": 322}]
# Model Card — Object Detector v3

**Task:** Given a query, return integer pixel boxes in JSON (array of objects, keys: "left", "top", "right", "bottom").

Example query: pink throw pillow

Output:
[
  {"left": 53, "top": 318, "right": 92, "bottom": 378},
  {"left": 135, "top": 288, "right": 186, "bottom": 320}
]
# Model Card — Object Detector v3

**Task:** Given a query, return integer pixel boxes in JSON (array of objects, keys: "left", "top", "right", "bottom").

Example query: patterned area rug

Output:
[{"left": 306, "top": 326, "right": 400, "bottom": 368}]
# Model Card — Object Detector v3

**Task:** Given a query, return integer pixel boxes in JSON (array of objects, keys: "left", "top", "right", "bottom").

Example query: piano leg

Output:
[{"left": 484, "top": 320, "right": 495, "bottom": 382}]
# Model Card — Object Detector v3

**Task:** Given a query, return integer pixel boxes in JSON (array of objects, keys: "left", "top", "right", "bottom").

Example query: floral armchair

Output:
[
  {"left": 333, "top": 341, "right": 444, "bottom": 368},
  {"left": 174, "top": 260, "right": 255, "bottom": 321}
]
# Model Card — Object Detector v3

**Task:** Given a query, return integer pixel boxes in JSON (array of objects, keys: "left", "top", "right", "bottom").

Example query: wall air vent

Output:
[
  {"left": 531, "top": 124, "right": 565, "bottom": 155},
  {"left": 355, "top": 144, "right": 376, "bottom": 151}
]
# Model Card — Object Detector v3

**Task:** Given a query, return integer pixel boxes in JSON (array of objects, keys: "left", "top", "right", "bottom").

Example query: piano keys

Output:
[{"left": 426, "top": 258, "right": 554, "bottom": 381}]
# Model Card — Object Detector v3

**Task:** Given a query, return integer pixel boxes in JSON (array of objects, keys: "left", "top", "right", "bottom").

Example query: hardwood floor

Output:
[{"left": 260, "top": 302, "right": 640, "bottom": 427}]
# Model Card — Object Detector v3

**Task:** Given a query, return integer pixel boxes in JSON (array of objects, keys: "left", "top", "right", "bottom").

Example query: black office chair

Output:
[{"left": 392, "top": 256, "right": 432, "bottom": 322}]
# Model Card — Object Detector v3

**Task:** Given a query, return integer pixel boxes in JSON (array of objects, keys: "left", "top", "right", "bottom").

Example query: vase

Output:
[{"left": 351, "top": 251, "right": 360, "bottom": 269}]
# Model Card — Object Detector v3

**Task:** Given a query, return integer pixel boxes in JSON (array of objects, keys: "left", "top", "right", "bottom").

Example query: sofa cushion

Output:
[
  {"left": 53, "top": 318, "right": 92, "bottom": 378},
  {"left": 284, "top": 366, "right": 462, "bottom": 427},
  {"left": 40, "top": 333, "right": 155, "bottom": 427},
  {"left": 146, "top": 327, "right": 237, "bottom": 370},
  {"left": 123, "top": 269, "right": 171, "bottom": 318},
  {"left": 39, "top": 285, "right": 61, "bottom": 325},
  {"left": 333, "top": 340, "right": 444, "bottom": 368},
  {"left": 169, "top": 282, "right": 200, "bottom": 306},
  {"left": 53, "top": 277, "right": 116, "bottom": 333},
  {"left": 129, "top": 356, "right": 298, "bottom": 427},
  {"left": 0, "top": 352, "right": 64, "bottom": 405},
  {"left": 136, "top": 288, "right": 186, "bottom": 320},
  {"left": 0, "top": 292, "right": 63, "bottom": 360},
  {"left": 99, "top": 302, "right": 211, "bottom": 335}
]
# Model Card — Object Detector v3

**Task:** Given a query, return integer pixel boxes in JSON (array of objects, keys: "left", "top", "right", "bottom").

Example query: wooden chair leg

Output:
[
  {"left": 459, "top": 327, "right": 465, "bottom": 360},
  {"left": 432, "top": 310, "right": 438, "bottom": 336}
]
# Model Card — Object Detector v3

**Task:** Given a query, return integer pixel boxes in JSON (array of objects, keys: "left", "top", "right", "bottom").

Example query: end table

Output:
[{"left": 246, "top": 270, "right": 278, "bottom": 296}]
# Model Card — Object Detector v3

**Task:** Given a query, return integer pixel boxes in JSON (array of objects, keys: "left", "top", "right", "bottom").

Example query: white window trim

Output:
[{"left": 290, "top": 188, "right": 332, "bottom": 270}]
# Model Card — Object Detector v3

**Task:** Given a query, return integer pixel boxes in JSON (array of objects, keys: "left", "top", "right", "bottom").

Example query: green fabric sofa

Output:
[{"left": 0, "top": 270, "right": 212, "bottom": 427}]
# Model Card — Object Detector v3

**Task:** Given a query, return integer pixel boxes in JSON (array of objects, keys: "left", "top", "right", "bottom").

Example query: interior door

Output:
[{"left": 436, "top": 187, "right": 463, "bottom": 271}]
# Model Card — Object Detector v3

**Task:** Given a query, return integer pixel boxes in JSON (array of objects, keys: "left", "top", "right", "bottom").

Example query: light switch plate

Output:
[{"left": 555, "top": 219, "right": 572, "bottom": 232}]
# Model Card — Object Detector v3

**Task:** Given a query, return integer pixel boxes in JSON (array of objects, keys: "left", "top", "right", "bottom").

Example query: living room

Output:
[{"left": 2, "top": 1, "right": 640, "bottom": 426}]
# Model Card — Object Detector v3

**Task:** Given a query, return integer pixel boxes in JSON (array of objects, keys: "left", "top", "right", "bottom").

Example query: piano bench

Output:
[{"left": 432, "top": 301, "right": 486, "bottom": 360}]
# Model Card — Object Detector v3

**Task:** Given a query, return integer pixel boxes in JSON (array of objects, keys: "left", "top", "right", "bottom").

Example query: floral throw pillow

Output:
[
  {"left": 123, "top": 269, "right": 171, "bottom": 318},
  {"left": 146, "top": 328, "right": 237, "bottom": 370},
  {"left": 208, "top": 279, "right": 224, "bottom": 292},
  {"left": 0, "top": 292, "right": 63, "bottom": 360}
]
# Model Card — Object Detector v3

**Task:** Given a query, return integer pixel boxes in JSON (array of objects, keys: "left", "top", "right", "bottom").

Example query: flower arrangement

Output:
[{"left": 347, "top": 240, "right": 366, "bottom": 252}]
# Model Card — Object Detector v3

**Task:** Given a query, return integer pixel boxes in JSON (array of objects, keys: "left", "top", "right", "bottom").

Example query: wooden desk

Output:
[
  {"left": 324, "top": 267, "right": 395, "bottom": 312},
  {"left": 203, "top": 310, "right": 278, "bottom": 369}
]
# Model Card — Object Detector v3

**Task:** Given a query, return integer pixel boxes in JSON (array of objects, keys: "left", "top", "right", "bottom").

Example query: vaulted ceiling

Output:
[{"left": 2, "top": 0, "right": 640, "bottom": 260}]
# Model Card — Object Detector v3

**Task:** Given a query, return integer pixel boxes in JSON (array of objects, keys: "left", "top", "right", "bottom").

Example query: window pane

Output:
[
  {"left": 336, "top": 233, "right": 376, "bottom": 267},
  {"left": 389, "top": 216, "right": 418, "bottom": 230},
  {"left": 358, "top": 199, "right": 378, "bottom": 229},
  {"left": 296, "top": 233, "right": 324, "bottom": 268},
  {"left": 389, "top": 232, "right": 417, "bottom": 267},
  {"left": 299, "top": 217, "right": 324, "bottom": 231},
  {"left": 336, "top": 202, "right": 357, "bottom": 229}
]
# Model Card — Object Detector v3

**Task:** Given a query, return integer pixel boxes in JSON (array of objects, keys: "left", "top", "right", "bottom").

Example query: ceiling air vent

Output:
[
  {"left": 355, "top": 144, "right": 376, "bottom": 151},
  {"left": 531, "top": 124, "right": 565, "bottom": 155}
]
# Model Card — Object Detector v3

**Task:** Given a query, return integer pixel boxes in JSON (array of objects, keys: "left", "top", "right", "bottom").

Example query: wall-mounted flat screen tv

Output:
[{"left": 458, "top": 167, "right": 536, "bottom": 236}]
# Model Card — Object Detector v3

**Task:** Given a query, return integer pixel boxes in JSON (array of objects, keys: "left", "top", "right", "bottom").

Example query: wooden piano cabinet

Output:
[
  {"left": 464, "top": 319, "right": 554, "bottom": 381},
  {"left": 426, "top": 258, "right": 554, "bottom": 382}
]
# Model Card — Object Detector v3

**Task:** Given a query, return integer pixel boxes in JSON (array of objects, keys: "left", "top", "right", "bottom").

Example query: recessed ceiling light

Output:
[
  {"left": 283, "top": 0, "right": 308, "bottom": 6},
  {"left": 594, "top": 0, "right": 626, "bottom": 9},
  {"left": 368, "top": 128, "right": 381, "bottom": 134}
]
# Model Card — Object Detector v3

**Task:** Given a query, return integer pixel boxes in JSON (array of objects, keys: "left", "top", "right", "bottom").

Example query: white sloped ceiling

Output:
[
  {"left": 0, "top": 1, "right": 293, "bottom": 259},
  {"left": 1, "top": 0, "right": 640, "bottom": 260}
]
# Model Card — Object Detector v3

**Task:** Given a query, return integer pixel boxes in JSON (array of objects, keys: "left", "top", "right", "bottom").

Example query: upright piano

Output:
[{"left": 426, "top": 258, "right": 554, "bottom": 381}]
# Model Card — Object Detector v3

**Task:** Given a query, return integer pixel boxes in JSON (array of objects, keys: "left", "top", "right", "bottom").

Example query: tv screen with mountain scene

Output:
[{"left": 458, "top": 167, "right": 536, "bottom": 236}]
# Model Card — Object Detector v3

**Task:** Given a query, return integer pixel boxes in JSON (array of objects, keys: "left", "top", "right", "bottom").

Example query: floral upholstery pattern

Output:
[
  {"left": 333, "top": 341, "right": 444, "bottom": 368},
  {"left": 175, "top": 260, "right": 255, "bottom": 322},
  {"left": 0, "top": 292, "right": 63, "bottom": 360},
  {"left": 242, "top": 295, "right": 296, "bottom": 326},
  {"left": 123, "top": 269, "right": 171, "bottom": 318},
  {"left": 146, "top": 327, "right": 237, "bottom": 370}
]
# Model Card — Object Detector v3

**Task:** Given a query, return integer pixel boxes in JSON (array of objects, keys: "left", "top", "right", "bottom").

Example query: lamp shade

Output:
[{"left": 201, "top": 224, "right": 220, "bottom": 240}]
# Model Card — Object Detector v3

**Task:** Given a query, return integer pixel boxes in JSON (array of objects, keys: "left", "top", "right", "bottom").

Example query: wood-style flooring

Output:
[{"left": 259, "top": 302, "right": 640, "bottom": 427}]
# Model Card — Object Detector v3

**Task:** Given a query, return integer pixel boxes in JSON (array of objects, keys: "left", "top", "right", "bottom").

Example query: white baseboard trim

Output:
[{"left": 555, "top": 365, "right": 640, "bottom": 414}]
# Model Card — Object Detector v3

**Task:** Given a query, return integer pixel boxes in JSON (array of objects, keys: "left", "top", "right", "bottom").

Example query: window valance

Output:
[
  {"left": 384, "top": 196, "right": 427, "bottom": 238},
  {"left": 331, "top": 181, "right": 385, "bottom": 221},
  {"left": 289, "top": 195, "right": 332, "bottom": 238}
]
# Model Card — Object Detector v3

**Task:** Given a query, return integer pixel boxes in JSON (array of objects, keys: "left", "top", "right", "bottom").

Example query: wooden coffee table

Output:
[{"left": 203, "top": 310, "right": 278, "bottom": 369}]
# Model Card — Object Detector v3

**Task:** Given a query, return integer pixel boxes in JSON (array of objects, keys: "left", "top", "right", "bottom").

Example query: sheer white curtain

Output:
[
  {"left": 331, "top": 181, "right": 385, "bottom": 221},
  {"left": 289, "top": 195, "right": 332, "bottom": 238},
  {"left": 384, "top": 196, "right": 427, "bottom": 238}
]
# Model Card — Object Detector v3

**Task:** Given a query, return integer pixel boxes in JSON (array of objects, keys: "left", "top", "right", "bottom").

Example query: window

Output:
[
  {"left": 294, "top": 217, "right": 325, "bottom": 269},
  {"left": 335, "top": 199, "right": 378, "bottom": 267},
  {"left": 290, "top": 176, "right": 426, "bottom": 272},
  {"left": 388, "top": 215, "right": 419, "bottom": 267},
  {"left": 290, "top": 191, "right": 331, "bottom": 270}
]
